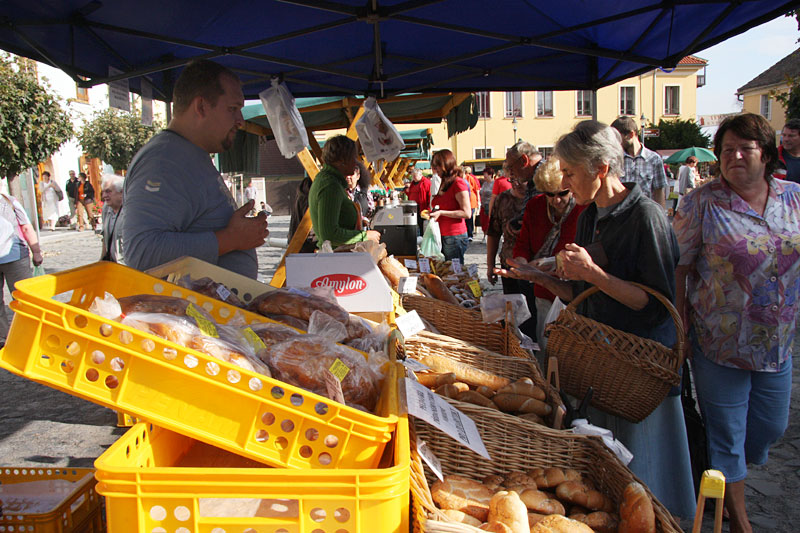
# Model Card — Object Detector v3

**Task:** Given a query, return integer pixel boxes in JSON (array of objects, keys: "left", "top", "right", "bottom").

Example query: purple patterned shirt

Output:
[{"left": 674, "top": 177, "right": 800, "bottom": 371}]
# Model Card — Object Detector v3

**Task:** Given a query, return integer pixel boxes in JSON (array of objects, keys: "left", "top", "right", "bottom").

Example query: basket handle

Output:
[{"left": 565, "top": 282, "right": 685, "bottom": 357}]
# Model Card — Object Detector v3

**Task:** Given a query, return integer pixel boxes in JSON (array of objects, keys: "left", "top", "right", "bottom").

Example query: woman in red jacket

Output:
[{"left": 430, "top": 149, "right": 471, "bottom": 263}]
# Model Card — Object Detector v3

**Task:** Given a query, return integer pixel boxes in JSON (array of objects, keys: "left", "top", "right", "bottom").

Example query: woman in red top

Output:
[
  {"left": 512, "top": 158, "right": 585, "bottom": 349},
  {"left": 404, "top": 167, "right": 431, "bottom": 235},
  {"left": 430, "top": 149, "right": 471, "bottom": 263}
]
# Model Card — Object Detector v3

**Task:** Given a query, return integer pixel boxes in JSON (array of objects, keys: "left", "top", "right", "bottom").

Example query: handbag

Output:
[
  {"left": 544, "top": 282, "right": 685, "bottom": 422},
  {"left": 55, "top": 184, "right": 64, "bottom": 201},
  {"left": 681, "top": 359, "right": 709, "bottom": 497}
]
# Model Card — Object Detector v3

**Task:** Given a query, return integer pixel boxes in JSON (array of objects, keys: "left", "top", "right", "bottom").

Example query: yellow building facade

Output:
[
  {"left": 404, "top": 57, "right": 707, "bottom": 165},
  {"left": 736, "top": 48, "right": 799, "bottom": 139}
]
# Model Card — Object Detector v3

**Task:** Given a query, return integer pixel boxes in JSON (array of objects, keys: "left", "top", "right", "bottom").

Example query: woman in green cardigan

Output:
[{"left": 309, "top": 135, "right": 382, "bottom": 248}]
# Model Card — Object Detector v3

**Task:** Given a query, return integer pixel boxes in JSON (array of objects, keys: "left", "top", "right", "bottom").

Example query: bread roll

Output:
[
  {"left": 378, "top": 256, "right": 409, "bottom": 289},
  {"left": 504, "top": 471, "right": 536, "bottom": 487},
  {"left": 519, "top": 488, "right": 565, "bottom": 515},
  {"left": 497, "top": 379, "right": 546, "bottom": 401},
  {"left": 575, "top": 511, "right": 620, "bottom": 533},
  {"left": 483, "top": 474, "right": 505, "bottom": 491},
  {"left": 488, "top": 491, "right": 529, "bottom": 533},
  {"left": 439, "top": 509, "right": 482, "bottom": 527},
  {"left": 528, "top": 512, "right": 548, "bottom": 527},
  {"left": 420, "top": 274, "right": 460, "bottom": 305},
  {"left": 457, "top": 390, "right": 498, "bottom": 409},
  {"left": 530, "top": 514, "right": 594, "bottom": 533},
  {"left": 481, "top": 522, "right": 513, "bottom": 533},
  {"left": 416, "top": 372, "right": 457, "bottom": 388},
  {"left": 431, "top": 474, "right": 493, "bottom": 522},
  {"left": 493, "top": 393, "right": 551, "bottom": 416},
  {"left": 555, "top": 481, "right": 613, "bottom": 512},
  {"left": 435, "top": 383, "right": 463, "bottom": 398},
  {"left": 527, "top": 467, "right": 582, "bottom": 489},
  {"left": 619, "top": 482, "right": 655, "bottom": 533}
]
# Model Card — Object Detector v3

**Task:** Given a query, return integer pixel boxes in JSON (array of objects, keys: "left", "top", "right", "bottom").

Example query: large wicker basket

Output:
[
  {"left": 545, "top": 283, "right": 685, "bottom": 423},
  {"left": 401, "top": 294, "right": 531, "bottom": 360},
  {"left": 410, "top": 400, "right": 683, "bottom": 533},
  {"left": 401, "top": 330, "right": 565, "bottom": 428}
]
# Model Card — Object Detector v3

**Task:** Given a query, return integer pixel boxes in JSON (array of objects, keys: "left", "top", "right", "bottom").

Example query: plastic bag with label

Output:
[
  {"left": 258, "top": 79, "right": 309, "bottom": 159},
  {"left": 419, "top": 218, "right": 444, "bottom": 261},
  {"left": 355, "top": 97, "right": 405, "bottom": 163},
  {"left": 480, "top": 293, "right": 532, "bottom": 325}
]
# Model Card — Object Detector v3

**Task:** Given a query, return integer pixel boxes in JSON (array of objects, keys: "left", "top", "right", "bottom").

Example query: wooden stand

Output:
[{"left": 692, "top": 469, "right": 726, "bottom": 533}]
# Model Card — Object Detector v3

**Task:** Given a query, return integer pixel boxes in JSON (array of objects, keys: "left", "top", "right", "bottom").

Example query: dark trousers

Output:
[
  {"left": 500, "top": 275, "right": 538, "bottom": 342},
  {"left": 465, "top": 208, "right": 475, "bottom": 238}
]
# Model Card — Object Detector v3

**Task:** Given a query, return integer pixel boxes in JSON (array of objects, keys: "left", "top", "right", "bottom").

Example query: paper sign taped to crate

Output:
[
  {"left": 396, "top": 310, "right": 425, "bottom": 338},
  {"left": 397, "top": 276, "right": 418, "bottom": 294},
  {"left": 417, "top": 435, "right": 444, "bottom": 481},
  {"left": 404, "top": 259, "right": 418, "bottom": 270},
  {"left": 286, "top": 252, "right": 392, "bottom": 312},
  {"left": 404, "top": 378, "right": 490, "bottom": 460}
]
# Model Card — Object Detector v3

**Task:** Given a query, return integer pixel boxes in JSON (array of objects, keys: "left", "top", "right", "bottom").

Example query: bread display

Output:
[
  {"left": 249, "top": 287, "right": 350, "bottom": 326},
  {"left": 618, "top": 482, "right": 655, "bottom": 533},
  {"left": 378, "top": 255, "right": 409, "bottom": 290},
  {"left": 431, "top": 474, "right": 494, "bottom": 522}
]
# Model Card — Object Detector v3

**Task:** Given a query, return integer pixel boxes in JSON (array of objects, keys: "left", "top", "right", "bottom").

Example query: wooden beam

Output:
[
  {"left": 269, "top": 148, "right": 320, "bottom": 288},
  {"left": 346, "top": 105, "right": 365, "bottom": 140},
  {"left": 306, "top": 128, "right": 323, "bottom": 162},
  {"left": 241, "top": 121, "right": 271, "bottom": 136}
]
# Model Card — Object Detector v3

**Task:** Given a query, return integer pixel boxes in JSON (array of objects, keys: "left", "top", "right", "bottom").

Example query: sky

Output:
[{"left": 695, "top": 14, "right": 798, "bottom": 116}]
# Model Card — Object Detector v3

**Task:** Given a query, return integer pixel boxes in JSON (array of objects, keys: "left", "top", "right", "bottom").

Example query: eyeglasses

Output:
[{"left": 545, "top": 190, "right": 570, "bottom": 198}]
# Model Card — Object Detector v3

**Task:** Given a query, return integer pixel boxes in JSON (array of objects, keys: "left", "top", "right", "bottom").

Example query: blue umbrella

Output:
[{"left": 664, "top": 147, "right": 717, "bottom": 164}]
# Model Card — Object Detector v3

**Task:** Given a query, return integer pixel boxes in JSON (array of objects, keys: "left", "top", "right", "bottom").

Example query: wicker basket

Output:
[
  {"left": 545, "top": 283, "right": 685, "bottom": 423},
  {"left": 401, "top": 294, "right": 531, "bottom": 360},
  {"left": 401, "top": 330, "right": 565, "bottom": 429},
  {"left": 410, "top": 400, "right": 683, "bottom": 533}
]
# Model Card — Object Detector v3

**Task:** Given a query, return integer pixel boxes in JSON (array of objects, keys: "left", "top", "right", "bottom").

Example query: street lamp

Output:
[
  {"left": 640, "top": 113, "right": 646, "bottom": 147},
  {"left": 512, "top": 115, "right": 518, "bottom": 144}
]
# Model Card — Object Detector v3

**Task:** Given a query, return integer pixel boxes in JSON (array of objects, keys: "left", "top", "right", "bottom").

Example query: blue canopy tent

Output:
[{"left": 0, "top": 1, "right": 793, "bottom": 100}]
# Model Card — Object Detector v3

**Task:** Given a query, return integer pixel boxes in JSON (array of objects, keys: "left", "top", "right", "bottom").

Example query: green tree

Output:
[
  {"left": 643, "top": 118, "right": 711, "bottom": 150},
  {"left": 772, "top": 76, "right": 800, "bottom": 120},
  {"left": 78, "top": 108, "right": 160, "bottom": 173},
  {"left": 0, "top": 55, "right": 73, "bottom": 197}
]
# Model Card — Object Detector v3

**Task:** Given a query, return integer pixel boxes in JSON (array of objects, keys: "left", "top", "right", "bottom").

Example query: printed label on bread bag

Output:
[
  {"left": 418, "top": 258, "right": 431, "bottom": 273},
  {"left": 467, "top": 280, "right": 482, "bottom": 298},
  {"left": 329, "top": 358, "right": 351, "bottom": 381},
  {"left": 467, "top": 264, "right": 479, "bottom": 278},
  {"left": 324, "top": 370, "right": 346, "bottom": 404},
  {"left": 451, "top": 258, "right": 462, "bottom": 274},
  {"left": 397, "top": 276, "right": 418, "bottom": 294},
  {"left": 215, "top": 284, "right": 232, "bottom": 301},
  {"left": 404, "top": 258, "right": 418, "bottom": 270},
  {"left": 404, "top": 378, "right": 490, "bottom": 460},
  {"left": 186, "top": 303, "right": 219, "bottom": 338},
  {"left": 242, "top": 327, "right": 267, "bottom": 351},
  {"left": 395, "top": 310, "right": 425, "bottom": 338},
  {"left": 417, "top": 436, "right": 444, "bottom": 481}
]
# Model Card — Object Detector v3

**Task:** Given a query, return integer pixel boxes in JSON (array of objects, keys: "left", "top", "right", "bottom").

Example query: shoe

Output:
[{"left": 468, "top": 237, "right": 473, "bottom": 243}]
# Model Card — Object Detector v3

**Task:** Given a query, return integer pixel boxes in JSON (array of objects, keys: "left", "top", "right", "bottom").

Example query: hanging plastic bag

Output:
[
  {"left": 259, "top": 79, "right": 309, "bottom": 159},
  {"left": 355, "top": 97, "right": 405, "bottom": 163},
  {"left": 544, "top": 296, "right": 566, "bottom": 326},
  {"left": 419, "top": 218, "right": 444, "bottom": 261},
  {"left": 480, "top": 293, "right": 531, "bottom": 325},
  {"left": 32, "top": 264, "right": 46, "bottom": 277}
]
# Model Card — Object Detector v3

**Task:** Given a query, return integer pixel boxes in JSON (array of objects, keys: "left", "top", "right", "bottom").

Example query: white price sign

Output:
[
  {"left": 467, "top": 264, "right": 479, "bottom": 278},
  {"left": 397, "top": 276, "right": 418, "bottom": 294},
  {"left": 404, "top": 258, "right": 418, "bottom": 270},
  {"left": 395, "top": 310, "right": 426, "bottom": 338},
  {"left": 416, "top": 436, "right": 444, "bottom": 481},
  {"left": 402, "top": 358, "right": 431, "bottom": 372},
  {"left": 404, "top": 378, "right": 490, "bottom": 460},
  {"left": 451, "top": 258, "right": 462, "bottom": 274},
  {"left": 418, "top": 258, "right": 431, "bottom": 273}
]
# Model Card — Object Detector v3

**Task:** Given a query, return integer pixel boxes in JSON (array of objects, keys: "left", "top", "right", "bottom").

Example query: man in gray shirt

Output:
[
  {"left": 611, "top": 116, "right": 667, "bottom": 208},
  {"left": 123, "top": 60, "right": 268, "bottom": 278}
]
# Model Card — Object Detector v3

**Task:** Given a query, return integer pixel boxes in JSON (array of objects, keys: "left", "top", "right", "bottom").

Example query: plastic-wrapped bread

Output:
[
  {"left": 175, "top": 275, "right": 245, "bottom": 307},
  {"left": 263, "top": 313, "right": 309, "bottom": 331},
  {"left": 246, "top": 321, "right": 303, "bottom": 349},
  {"left": 249, "top": 287, "right": 350, "bottom": 325},
  {"left": 119, "top": 294, "right": 200, "bottom": 317}
]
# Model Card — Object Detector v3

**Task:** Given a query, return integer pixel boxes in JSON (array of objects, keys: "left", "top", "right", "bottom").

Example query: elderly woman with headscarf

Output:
[
  {"left": 674, "top": 113, "right": 799, "bottom": 533},
  {"left": 495, "top": 120, "right": 696, "bottom": 520},
  {"left": 308, "top": 135, "right": 381, "bottom": 248}
]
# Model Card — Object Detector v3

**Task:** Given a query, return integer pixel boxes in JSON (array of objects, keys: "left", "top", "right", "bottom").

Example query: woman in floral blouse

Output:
[{"left": 674, "top": 113, "right": 799, "bottom": 533}]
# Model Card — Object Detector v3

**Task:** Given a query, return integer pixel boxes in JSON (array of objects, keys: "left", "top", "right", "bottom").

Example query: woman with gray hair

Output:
[
  {"left": 308, "top": 135, "right": 381, "bottom": 248},
  {"left": 495, "top": 120, "right": 695, "bottom": 520}
]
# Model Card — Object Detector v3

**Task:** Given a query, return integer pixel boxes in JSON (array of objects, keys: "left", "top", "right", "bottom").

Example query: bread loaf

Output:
[
  {"left": 420, "top": 273, "right": 460, "bottom": 305},
  {"left": 555, "top": 481, "right": 613, "bottom": 512},
  {"left": 435, "top": 383, "right": 463, "bottom": 398},
  {"left": 528, "top": 512, "right": 548, "bottom": 527},
  {"left": 416, "top": 353, "right": 509, "bottom": 390},
  {"left": 457, "top": 390, "right": 498, "bottom": 409},
  {"left": 488, "top": 491, "right": 529, "bottom": 533},
  {"left": 530, "top": 514, "right": 594, "bottom": 533},
  {"left": 527, "top": 467, "right": 582, "bottom": 489},
  {"left": 483, "top": 474, "right": 505, "bottom": 491},
  {"left": 519, "top": 488, "right": 565, "bottom": 516},
  {"left": 249, "top": 288, "right": 350, "bottom": 326},
  {"left": 497, "top": 379, "right": 546, "bottom": 401},
  {"left": 416, "top": 372, "right": 457, "bottom": 388},
  {"left": 431, "top": 474, "right": 493, "bottom": 522},
  {"left": 619, "top": 482, "right": 655, "bottom": 533},
  {"left": 248, "top": 322, "right": 303, "bottom": 349},
  {"left": 378, "top": 256, "right": 409, "bottom": 289},
  {"left": 574, "top": 511, "right": 620, "bottom": 533},
  {"left": 493, "top": 393, "right": 552, "bottom": 416},
  {"left": 439, "top": 509, "right": 482, "bottom": 527}
]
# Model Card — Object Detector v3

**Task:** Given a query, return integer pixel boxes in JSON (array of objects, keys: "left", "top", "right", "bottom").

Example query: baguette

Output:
[
  {"left": 457, "top": 390, "right": 498, "bottom": 409},
  {"left": 421, "top": 273, "right": 461, "bottom": 305},
  {"left": 493, "top": 393, "right": 552, "bottom": 416},
  {"left": 497, "top": 379, "right": 546, "bottom": 401},
  {"left": 416, "top": 372, "right": 457, "bottom": 388},
  {"left": 417, "top": 353, "right": 510, "bottom": 390}
]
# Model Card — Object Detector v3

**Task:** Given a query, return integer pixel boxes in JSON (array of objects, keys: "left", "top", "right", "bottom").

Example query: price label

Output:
[
  {"left": 404, "top": 258, "right": 418, "bottom": 270},
  {"left": 215, "top": 284, "right": 232, "bottom": 301},
  {"left": 186, "top": 303, "right": 219, "bottom": 338},
  {"left": 242, "top": 327, "right": 267, "bottom": 351},
  {"left": 329, "top": 358, "right": 351, "bottom": 381},
  {"left": 467, "top": 264, "right": 479, "bottom": 278},
  {"left": 397, "top": 276, "right": 418, "bottom": 294},
  {"left": 418, "top": 258, "right": 431, "bottom": 273},
  {"left": 451, "top": 258, "right": 462, "bottom": 274},
  {"left": 402, "top": 358, "right": 431, "bottom": 372},
  {"left": 395, "top": 310, "right": 426, "bottom": 339},
  {"left": 467, "top": 280, "right": 482, "bottom": 298},
  {"left": 404, "top": 378, "right": 490, "bottom": 460},
  {"left": 416, "top": 436, "right": 444, "bottom": 481}
]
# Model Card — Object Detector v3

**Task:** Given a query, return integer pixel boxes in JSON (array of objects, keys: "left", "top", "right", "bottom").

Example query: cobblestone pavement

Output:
[{"left": 0, "top": 218, "right": 796, "bottom": 532}]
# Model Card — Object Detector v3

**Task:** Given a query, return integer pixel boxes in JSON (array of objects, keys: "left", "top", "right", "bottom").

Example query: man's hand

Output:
[
  {"left": 215, "top": 200, "right": 269, "bottom": 256},
  {"left": 365, "top": 230, "right": 381, "bottom": 242},
  {"left": 556, "top": 243, "right": 599, "bottom": 281}
]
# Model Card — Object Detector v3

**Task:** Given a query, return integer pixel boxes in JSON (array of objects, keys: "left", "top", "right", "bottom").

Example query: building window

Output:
[
  {"left": 696, "top": 66, "right": 706, "bottom": 88},
  {"left": 537, "top": 91, "right": 554, "bottom": 117},
  {"left": 576, "top": 90, "right": 593, "bottom": 117},
  {"left": 76, "top": 76, "right": 89, "bottom": 103},
  {"left": 474, "top": 147, "right": 492, "bottom": 159},
  {"left": 505, "top": 91, "right": 522, "bottom": 118},
  {"left": 539, "top": 146, "right": 554, "bottom": 160},
  {"left": 620, "top": 86, "right": 636, "bottom": 116},
  {"left": 664, "top": 86, "right": 680, "bottom": 115},
  {"left": 760, "top": 95, "right": 772, "bottom": 120},
  {"left": 475, "top": 91, "right": 490, "bottom": 118}
]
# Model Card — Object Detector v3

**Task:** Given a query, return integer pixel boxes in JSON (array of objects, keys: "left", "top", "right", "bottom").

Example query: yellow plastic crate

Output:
[
  {"left": 1, "top": 261, "right": 398, "bottom": 470},
  {"left": 95, "top": 365, "right": 409, "bottom": 533},
  {"left": 0, "top": 467, "right": 104, "bottom": 533}
]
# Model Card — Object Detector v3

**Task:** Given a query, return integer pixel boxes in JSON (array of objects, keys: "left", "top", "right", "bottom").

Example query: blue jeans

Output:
[
  {"left": 689, "top": 328, "right": 792, "bottom": 482},
  {"left": 441, "top": 233, "right": 468, "bottom": 263}
]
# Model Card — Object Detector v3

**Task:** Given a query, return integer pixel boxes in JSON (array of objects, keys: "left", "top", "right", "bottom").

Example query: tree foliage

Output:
[
  {"left": 642, "top": 118, "right": 711, "bottom": 150},
  {"left": 772, "top": 76, "right": 800, "bottom": 121},
  {"left": 78, "top": 108, "right": 160, "bottom": 173},
  {"left": 0, "top": 55, "right": 73, "bottom": 180}
]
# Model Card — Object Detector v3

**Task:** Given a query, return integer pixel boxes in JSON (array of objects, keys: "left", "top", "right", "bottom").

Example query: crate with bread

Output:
[
  {"left": 401, "top": 330, "right": 564, "bottom": 428},
  {"left": 0, "top": 261, "right": 398, "bottom": 471},
  {"left": 410, "top": 400, "right": 682, "bottom": 533}
]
